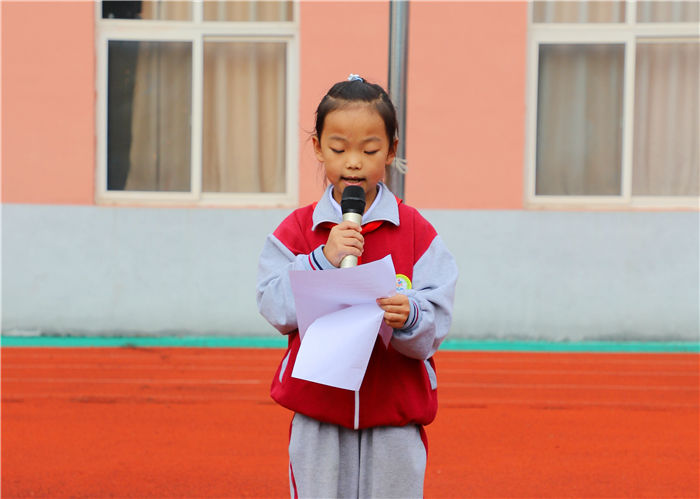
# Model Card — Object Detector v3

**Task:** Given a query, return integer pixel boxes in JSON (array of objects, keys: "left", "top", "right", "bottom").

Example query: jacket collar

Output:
[{"left": 312, "top": 182, "right": 400, "bottom": 230}]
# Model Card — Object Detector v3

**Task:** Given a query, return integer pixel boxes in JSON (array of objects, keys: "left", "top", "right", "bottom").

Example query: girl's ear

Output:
[
  {"left": 386, "top": 138, "right": 399, "bottom": 165},
  {"left": 312, "top": 135, "right": 324, "bottom": 162}
]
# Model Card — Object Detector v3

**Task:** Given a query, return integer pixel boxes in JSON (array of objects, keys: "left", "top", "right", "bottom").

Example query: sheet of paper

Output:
[
  {"left": 288, "top": 255, "right": 397, "bottom": 390},
  {"left": 289, "top": 255, "right": 396, "bottom": 342},
  {"left": 291, "top": 303, "right": 384, "bottom": 391}
]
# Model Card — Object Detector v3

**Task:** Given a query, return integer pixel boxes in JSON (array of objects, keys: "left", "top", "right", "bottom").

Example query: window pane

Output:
[
  {"left": 536, "top": 44, "right": 624, "bottom": 195},
  {"left": 102, "top": 1, "right": 192, "bottom": 21},
  {"left": 533, "top": 1, "right": 625, "bottom": 22},
  {"left": 633, "top": 41, "right": 699, "bottom": 196},
  {"left": 202, "top": 41, "right": 286, "bottom": 193},
  {"left": 203, "top": 1, "right": 294, "bottom": 21},
  {"left": 107, "top": 41, "right": 192, "bottom": 192},
  {"left": 637, "top": 1, "right": 699, "bottom": 22}
]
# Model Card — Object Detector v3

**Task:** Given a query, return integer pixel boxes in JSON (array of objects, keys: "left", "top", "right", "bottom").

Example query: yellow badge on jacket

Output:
[{"left": 395, "top": 274, "right": 412, "bottom": 292}]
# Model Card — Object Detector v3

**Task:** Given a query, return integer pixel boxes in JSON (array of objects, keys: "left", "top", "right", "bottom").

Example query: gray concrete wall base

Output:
[{"left": 2, "top": 204, "right": 698, "bottom": 341}]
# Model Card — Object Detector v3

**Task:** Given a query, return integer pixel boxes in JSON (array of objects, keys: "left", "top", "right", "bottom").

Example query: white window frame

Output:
[
  {"left": 95, "top": 1, "right": 299, "bottom": 207},
  {"left": 524, "top": 2, "right": 699, "bottom": 209}
]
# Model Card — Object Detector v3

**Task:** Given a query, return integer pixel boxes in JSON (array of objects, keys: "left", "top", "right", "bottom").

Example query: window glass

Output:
[
  {"left": 102, "top": 1, "right": 192, "bottom": 20},
  {"left": 536, "top": 44, "right": 625, "bottom": 195},
  {"left": 637, "top": 1, "right": 699, "bottom": 22},
  {"left": 100, "top": 0, "right": 296, "bottom": 203},
  {"left": 533, "top": 1, "right": 625, "bottom": 23},
  {"left": 107, "top": 41, "right": 192, "bottom": 192},
  {"left": 202, "top": 41, "right": 286, "bottom": 193},
  {"left": 203, "top": 1, "right": 294, "bottom": 22},
  {"left": 633, "top": 41, "right": 699, "bottom": 195}
]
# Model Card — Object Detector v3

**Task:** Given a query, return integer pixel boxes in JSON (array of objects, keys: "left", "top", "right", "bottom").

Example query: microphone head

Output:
[{"left": 340, "top": 185, "right": 366, "bottom": 215}]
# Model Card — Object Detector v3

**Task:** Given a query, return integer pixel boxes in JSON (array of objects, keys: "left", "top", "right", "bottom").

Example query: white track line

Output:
[
  {"left": 438, "top": 398, "right": 700, "bottom": 410},
  {"left": 3, "top": 377, "right": 696, "bottom": 392},
  {"left": 437, "top": 368, "right": 698, "bottom": 377},
  {"left": 2, "top": 377, "right": 263, "bottom": 385},
  {"left": 2, "top": 364, "right": 272, "bottom": 371},
  {"left": 4, "top": 364, "right": 696, "bottom": 378},
  {"left": 439, "top": 381, "right": 698, "bottom": 391},
  {"left": 1, "top": 393, "right": 271, "bottom": 403},
  {"left": 1, "top": 352, "right": 282, "bottom": 362},
  {"left": 438, "top": 356, "right": 700, "bottom": 367},
  {"left": 3, "top": 393, "right": 697, "bottom": 410},
  {"left": 6, "top": 351, "right": 696, "bottom": 366}
]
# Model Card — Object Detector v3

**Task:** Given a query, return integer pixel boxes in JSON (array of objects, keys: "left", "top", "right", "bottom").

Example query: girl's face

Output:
[{"left": 313, "top": 103, "right": 397, "bottom": 210}]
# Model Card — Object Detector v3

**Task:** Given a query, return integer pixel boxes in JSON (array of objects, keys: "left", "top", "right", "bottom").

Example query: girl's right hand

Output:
[{"left": 323, "top": 221, "right": 364, "bottom": 267}]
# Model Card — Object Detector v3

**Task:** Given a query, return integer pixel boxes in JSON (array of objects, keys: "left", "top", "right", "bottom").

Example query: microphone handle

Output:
[{"left": 339, "top": 212, "right": 363, "bottom": 268}]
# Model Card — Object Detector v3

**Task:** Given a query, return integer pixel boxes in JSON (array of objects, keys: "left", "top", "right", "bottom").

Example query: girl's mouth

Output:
[{"left": 342, "top": 177, "right": 364, "bottom": 185}]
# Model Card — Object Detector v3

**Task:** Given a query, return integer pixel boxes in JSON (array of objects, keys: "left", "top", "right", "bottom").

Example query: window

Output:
[
  {"left": 526, "top": 1, "right": 699, "bottom": 207},
  {"left": 97, "top": 1, "right": 298, "bottom": 205}
]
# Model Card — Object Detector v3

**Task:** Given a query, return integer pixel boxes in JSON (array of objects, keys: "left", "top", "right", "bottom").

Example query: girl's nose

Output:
[{"left": 346, "top": 154, "right": 361, "bottom": 168}]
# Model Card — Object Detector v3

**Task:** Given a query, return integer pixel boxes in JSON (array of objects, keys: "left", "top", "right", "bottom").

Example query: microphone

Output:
[{"left": 339, "top": 185, "right": 366, "bottom": 268}]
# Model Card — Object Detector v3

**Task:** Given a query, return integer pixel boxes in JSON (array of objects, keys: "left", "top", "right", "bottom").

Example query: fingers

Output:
[
  {"left": 336, "top": 231, "right": 364, "bottom": 251},
  {"left": 377, "top": 302, "right": 407, "bottom": 313},
  {"left": 336, "top": 220, "right": 361, "bottom": 232},
  {"left": 376, "top": 295, "right": 408, "bottom": 308},
  {"left": 377, "top": 294, "right": 410, "bottom": 328},
  {"left": 335, "top": 225, "right": 363, "bottom": 248},
  {"left": 323, "top": 222, "right": 364, "bottom": 267},
  {"left": 383, "top": 312, "right": 408, "bottom": 329}
]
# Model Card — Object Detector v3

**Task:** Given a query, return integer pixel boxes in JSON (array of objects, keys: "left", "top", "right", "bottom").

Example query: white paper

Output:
[
  {"left": 291, "top": 304, "right": 384, "bottom": 391},
  {"left": 288, "top": 255, "right": 397, "bottom": 390},
  {"left": 289, "top": 255, "right": 396, "bottom": 342}
]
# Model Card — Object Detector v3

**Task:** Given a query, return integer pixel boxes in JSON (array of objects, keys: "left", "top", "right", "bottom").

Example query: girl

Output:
[{"left": 257, "top": 75, "right": 457, "bottom": 498}]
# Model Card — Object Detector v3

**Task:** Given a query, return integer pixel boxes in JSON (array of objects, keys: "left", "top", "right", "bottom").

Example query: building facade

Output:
[{"left": 2, "top": 1, "right": 698, "bottom": 341}]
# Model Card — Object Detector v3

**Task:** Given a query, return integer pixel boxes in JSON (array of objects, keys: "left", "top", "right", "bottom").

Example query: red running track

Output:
[{"left": 2, "top": 347, "right": 698, "bottom": 498}]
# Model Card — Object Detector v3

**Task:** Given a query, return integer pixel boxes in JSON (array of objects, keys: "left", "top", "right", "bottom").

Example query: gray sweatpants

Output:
[{"left": 288, "top": 413, "right": 427, "bottom": 499}]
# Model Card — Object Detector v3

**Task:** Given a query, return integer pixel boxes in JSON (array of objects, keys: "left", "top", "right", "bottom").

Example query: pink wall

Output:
[
  {"left": 406, "top": 1, "right": 527, "bottom": 209},
  {"left": 1, "top": 1, "right": 527, "bottom": 210},
  {"left": 2, "top": 1, "right": 95, "bottom": 205},
  {"left": 298, "top": 1, "right": 390, "bottom": 206},
  {"left": 299, "top": 1, "right": 527, "bottom": 209}
]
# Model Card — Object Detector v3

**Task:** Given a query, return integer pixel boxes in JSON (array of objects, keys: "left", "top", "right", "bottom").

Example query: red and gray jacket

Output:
[{"left": 257, "top": 183, "right": 457, "bottom": 430}]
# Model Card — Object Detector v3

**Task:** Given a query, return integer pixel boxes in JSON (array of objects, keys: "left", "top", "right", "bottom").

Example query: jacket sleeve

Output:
[
  {"left": 391, "top": 235, "right": 458, "bottom": 360},
  {"left": 256, "top": 233, "right": 335, "bottom": 334}
]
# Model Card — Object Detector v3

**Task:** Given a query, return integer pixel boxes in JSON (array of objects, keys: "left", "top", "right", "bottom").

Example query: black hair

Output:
[{"left": 314, "top": 77, "right": 398, "bottom": 153}]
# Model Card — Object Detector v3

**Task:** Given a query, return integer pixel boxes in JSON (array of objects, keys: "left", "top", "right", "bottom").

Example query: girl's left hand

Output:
[{"left": 377, "top": 294, "right": 410, "bottom": 329}]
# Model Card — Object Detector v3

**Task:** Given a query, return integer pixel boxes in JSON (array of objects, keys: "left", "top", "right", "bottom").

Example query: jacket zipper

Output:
[{"left": 354, "top": 390, "right": 360, "bottom": 429}]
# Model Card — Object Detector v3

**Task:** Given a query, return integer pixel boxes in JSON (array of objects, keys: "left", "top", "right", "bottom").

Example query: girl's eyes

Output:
[{"left": 328, "top": 148, "right": 380, "bottom": 155}]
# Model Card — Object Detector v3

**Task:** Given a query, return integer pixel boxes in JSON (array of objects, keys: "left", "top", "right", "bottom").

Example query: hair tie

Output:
[{"left": 348, "top": 74, "right": 363, "bottom": 82}]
